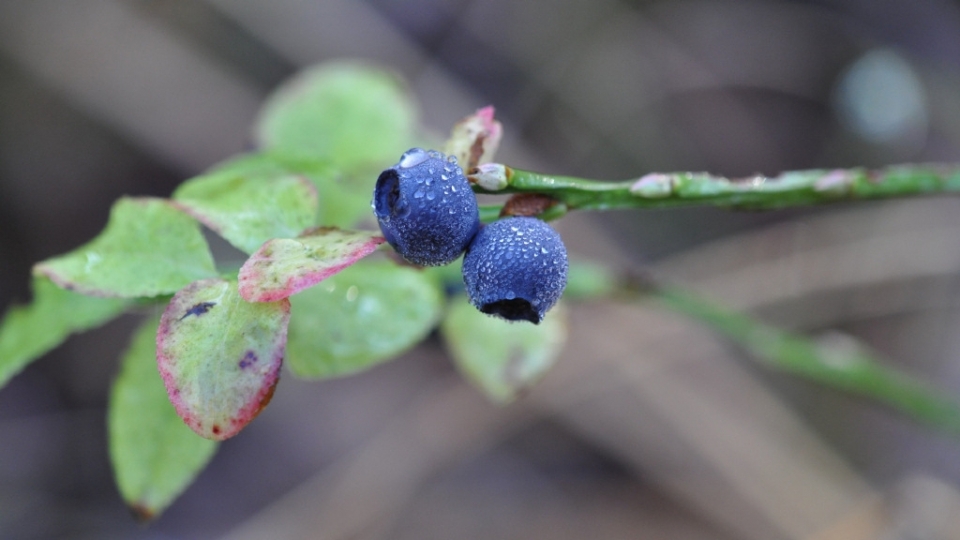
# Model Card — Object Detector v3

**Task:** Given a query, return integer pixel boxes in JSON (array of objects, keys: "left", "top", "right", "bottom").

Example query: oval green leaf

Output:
[
  {"left": 286, "top": 261, "right": 444, "bottom": 379},
  {"left": 157, "top": 278, "right": 290, "bottom": 440},
  {"left": 236, "top": 153, "right": 385, "bottom": 230},
  {"left": 33, "top": 197, "right": 217, "bottom": 298},
  {"left": 109, "top": 315, "right": 218, "bottom": 521},
  {"left": 173, "top": 166, "right": 318, "bottom": 255},
  {"left": 311, "top": 165, "right": 381, "bottom": 229},
  {"left": 0, "top": 277, "right": 129, "bottom": 389},
  {"left": 214, "top": 152, "right": 374, "bottom": 229},
  {"left": 238, "top": 227, "right": 385, "bottom": 302},
  {"left": 254, "top": 61, "right": 417, "bottom": 169},
  {"left": 441, "top": 298, "right": 568, "bottom": 403}
]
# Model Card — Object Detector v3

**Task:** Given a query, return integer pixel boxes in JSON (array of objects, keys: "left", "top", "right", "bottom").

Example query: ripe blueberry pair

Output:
[{"left": 373, "top": 149, "right": 567, "bottom": 323}]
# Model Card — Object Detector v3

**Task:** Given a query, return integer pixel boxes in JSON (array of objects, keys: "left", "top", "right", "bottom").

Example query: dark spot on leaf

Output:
[
  {"left": 129, "top": 503, "right": 155, "bottom": 523},
  {"left": 181, "top": 301, "right": 216, "bottom": 320},
  {"left": 238, "top": 350, "right": 257, "bottom": 370}
]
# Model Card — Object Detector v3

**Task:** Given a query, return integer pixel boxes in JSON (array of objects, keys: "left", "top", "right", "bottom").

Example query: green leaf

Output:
[
  {"left": 108, "top": 315, "right": 218, "bottom": 521},
  {"left": 34, "top": 197, "right": 217, "bottom": 298},
  {"left": 208, "top": 152, "right": 312, "bottom": 178},
  {"left": 249, "top": 154, "right": 372, "bottom": 228},
  {"left": 238, "top": 227, "right": 385, "bottom": 302},
  {"left": 254, "top": 61, "right": 417, "bottom": 170},
  {"left": 656, "top": 286, "right": 960, "bottom": 436},
  {"left": 441, "top": 297, "right": 567, "bottom": 403},
  {"left": 173, "top": 164, "right": 318, "bottom": 254},
  {"left": 286, "top": 261, "right": 444, "bottom": 379},
  {"left": 157, "top": 278, "right": 290, "bottom": 440},
  {"left": 210, "top": 152, "right": 374, "bottom": 229},
  {"left": 0, "top": 277, "right": 129, "bottom": 389},
  {"left": 310, "top": 166, "right": 381, "bottom": 229}
]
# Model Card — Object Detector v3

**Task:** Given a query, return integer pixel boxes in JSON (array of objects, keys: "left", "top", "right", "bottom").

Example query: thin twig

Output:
[{"left": 474, "top": 164, "right": 960, "bottom": 220}]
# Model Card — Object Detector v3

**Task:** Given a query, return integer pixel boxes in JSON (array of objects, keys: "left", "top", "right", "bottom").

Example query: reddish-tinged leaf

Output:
[
  {"left": 157, "top": 279, "right": 290, "bottom": 440},
  {"left": 443, "top": 105, "right": 503, "bottom": 170},
  {"left": 238, "top": 227, "right": 385, "bottom": 302}
]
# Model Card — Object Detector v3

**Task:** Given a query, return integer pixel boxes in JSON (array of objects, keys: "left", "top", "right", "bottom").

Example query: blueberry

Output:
[
  {"left": 462, "top": 216, "right": 568, "bottom": 324},
  {"left": 373, "top": 148, "right": 480, "bottom": 266}
]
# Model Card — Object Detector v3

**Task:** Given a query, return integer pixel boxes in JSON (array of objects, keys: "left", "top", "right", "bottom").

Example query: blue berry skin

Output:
[
  {"left": 373, "top": 148, "right": 480, "bottom": 266},
  {"left": 462, "top": 217, "right": 568, "bottom": 324}
]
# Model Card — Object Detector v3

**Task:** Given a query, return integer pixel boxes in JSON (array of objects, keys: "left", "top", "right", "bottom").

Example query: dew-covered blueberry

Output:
[
  {"left": 373, "top": 148, "right": 480, "bottom": 266},
  {"left": 462, "top": 216, "right": 568, "bottom": 324}
]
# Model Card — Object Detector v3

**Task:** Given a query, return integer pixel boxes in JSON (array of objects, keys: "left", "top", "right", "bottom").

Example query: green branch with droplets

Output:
[
  {"left": 650, "top": 284, "right": 960, "bottom": 437},
  {"left": 473, "top": 163, "right": 960, "bottom": 221},
  {"left": 563, "top": 262, "right": 960, "bottom": 437}
]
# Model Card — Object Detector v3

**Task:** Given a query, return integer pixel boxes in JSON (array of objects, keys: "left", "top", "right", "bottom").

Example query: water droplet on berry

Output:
[
  {"left": 414, "top": 188, "right": 425, "bottom": 199},
  {"left": 426, "top": 191, "right": 436, "bottom": 201},
  {"left": 399, "top": 148, "right": 429, "bottom": 168}
]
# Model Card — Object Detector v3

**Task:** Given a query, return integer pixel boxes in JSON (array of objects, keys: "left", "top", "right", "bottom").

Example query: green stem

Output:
[
  {"left": 475, "top": 164, "right": 960, "bottom": 212},
  {"left": 564, "top": 259, "right": 960, "bottom": 434},
  {"left": 652, "top": 285, "right": 960, "bottom": 436}
]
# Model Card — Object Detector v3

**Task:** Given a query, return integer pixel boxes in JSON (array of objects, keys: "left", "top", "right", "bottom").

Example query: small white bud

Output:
[{"left": 468, "top": 163, "right": 510, "bottom": 191}]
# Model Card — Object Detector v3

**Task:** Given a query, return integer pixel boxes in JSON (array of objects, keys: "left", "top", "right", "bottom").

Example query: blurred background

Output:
[{"left": 4, "top": 0, "right": 960, "bottom": 538}]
